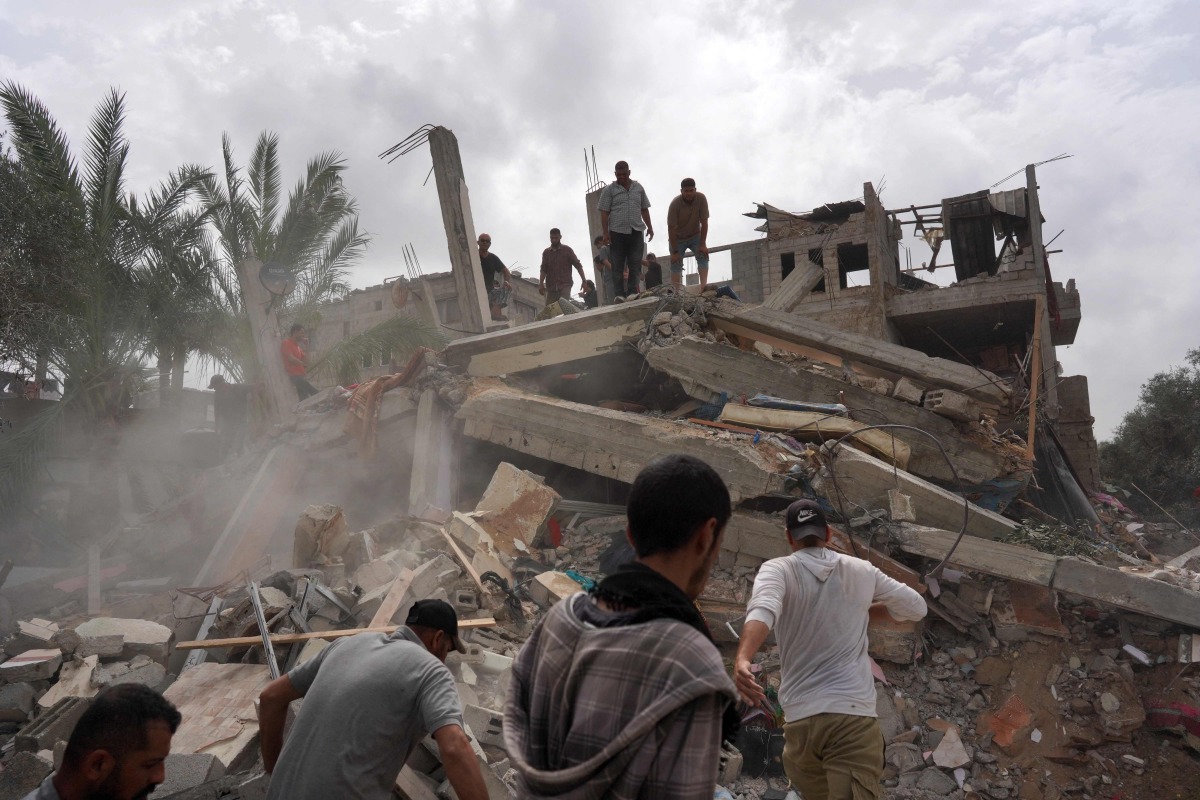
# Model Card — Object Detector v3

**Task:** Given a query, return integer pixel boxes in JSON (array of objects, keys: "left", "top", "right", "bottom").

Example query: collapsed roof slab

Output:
[
  {"left": 456, "top": 384, "right": 787, "bottom": 503},
  {"left": 646, "top": 339, "right": 1010, "bottom": 485},
  {"left": 817, "top": 445, "right": 1018, "bottom": 540},
  {"left": 707, "top": 301, "right": 1010, "bottom": 408},
  {"left": 442, "top": 297, "right": 661, "bottom": 377}
]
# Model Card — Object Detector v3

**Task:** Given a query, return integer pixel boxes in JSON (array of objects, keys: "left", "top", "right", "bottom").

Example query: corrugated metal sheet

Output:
[{"left": 988, "top": 188, "right": 1027, "bottom": 218}]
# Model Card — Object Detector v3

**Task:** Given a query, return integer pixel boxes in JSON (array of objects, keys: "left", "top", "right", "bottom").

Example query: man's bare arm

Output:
[
  {"left": 700, "top": 218, "right": 709, "bottom": 254},
  {"left": 733, "top": 620, "right": 770, "bottom": 705},
  {"left": 433, "top": 724, "right": 489, "bottom": 800},
  {"left": 641, "top": 209, "right": 654, "bottom": 241},
  {"left": 258, "top": 675, "right": 303, "bottom": 773},
  {"left": 599, "top": 210, "right": 611, "bottom": 244}
]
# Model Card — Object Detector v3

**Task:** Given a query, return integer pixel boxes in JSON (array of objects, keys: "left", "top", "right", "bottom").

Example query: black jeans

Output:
[
  {"left": 609, "top": 230, "right": 644, "bottom": 296},
  {"left": 290, "top": 375, "right": 318, "bottom": 400}
]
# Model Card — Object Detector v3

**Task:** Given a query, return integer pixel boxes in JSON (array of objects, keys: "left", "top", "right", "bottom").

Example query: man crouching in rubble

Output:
[
  {"left": 504, "top": 454, "right": 739, "bottom": 799},
  {"left": 735, "top": 500, "right": 928, "bottom": 800},
  {"left": 257, "top": 599, "right": 488, "bottom": 800}
]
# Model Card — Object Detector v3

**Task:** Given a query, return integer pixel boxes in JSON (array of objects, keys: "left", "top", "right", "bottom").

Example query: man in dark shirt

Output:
[
  {"left": 539, "top": 228, "right": 587, "bottom": 307},
  {"left": 643, "top": 253, "right": 663, "bottom": 290},
  {"left": 579, "top": 280, "right": 599, "bottom": 309},
  {"left": 478, "top": 233, "right": 512, "bottom": 321}
]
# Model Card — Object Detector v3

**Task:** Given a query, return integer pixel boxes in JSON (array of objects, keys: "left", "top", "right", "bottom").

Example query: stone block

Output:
[
  {"left": 462, "top": 703, "right": 505, "bottom": 748},
  {"left": 717, "top": 741, "right": 743, "bottom": 785},
  {"left": 292, "top": 504, "right": 347, "bottom": 568},
  {"left": 0, "top": 649, "right": 62, "bottom": 683},
  {"left": 528, "top": 572, "right": 584, "bottom": 608},
  {"left": 38, "top": 655, "right": 100, "bottom": 708},
  {"left": 73, "top": 618, "right": 173, "bottom": 663},
  {"left": 473, "top": 463, "right": 561, "bottom": 554},
  {"left": 147, "top": 754, "right": 227, "bottom": 799},
  {"left": 92, "top": 655, "right": 167, "bottom": 689},
  {"left": 868, "top": 616, "right": 922, "bottom": 664},
  {"left": 351, "top": 555, "right": 404, "bottom": 595},
  {"left": 990, "top": 584, "right": 1068, "bottom": 643},
  {"left": 0, "top": 682, "right": 36, "bottom": 723},
  {"left": 15, "top": 695, "right": 91, "bottom": 753},
  {"left": 343, "top": 530, "right": 378, "bottom": 575},
  {"left": 887, "top": 490, "right": 916, "bottom": 523},
  {"left": 891, "top": 377, "right": 926, "bottom": 405},
  {"left": 4, "top": 620, "right": 58, "bottom": 658},
  {"left": 922, "top": 389, "right": 977, "bottom": 423},
  {"left": 0, "top": 750, "right": 52, "bottom": 800}
]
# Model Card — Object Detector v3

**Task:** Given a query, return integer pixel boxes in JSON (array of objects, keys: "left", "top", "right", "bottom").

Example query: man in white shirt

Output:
[{"left": 735, "top": 500, "right": 927, "bottom": 800}]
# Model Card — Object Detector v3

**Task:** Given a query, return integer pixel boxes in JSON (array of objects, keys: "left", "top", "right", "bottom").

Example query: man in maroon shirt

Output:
[{"left": 538, "top": 228, "right": 587, "bottom": 307}]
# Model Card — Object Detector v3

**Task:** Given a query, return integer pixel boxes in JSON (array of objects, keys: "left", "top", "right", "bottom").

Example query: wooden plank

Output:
[
  {"left": 176, "top": 618, "right": 497, "bottom": 651},
  {"left": 1051, "top": 560, "right": 1200, "bottom": 629},
  {"left": 368, "top": 568, "right": 419, "bottom": 628},
  {"left": 890, "top": 524, "right": 1057, "bottom": 586},
  {"left": 719, "top": 405, "right": 911, "bottom": 468},
  {"left": 439, "top": 523, "right": 488, "bottom": 594}
]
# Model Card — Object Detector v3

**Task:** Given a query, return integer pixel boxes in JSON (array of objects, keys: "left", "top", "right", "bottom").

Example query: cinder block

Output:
[
  {"left": 147, "top": 754, "right": 226, "bottom": 799},
  {"left": 0, "top": 751, "right": 52, "bottom": 800},
  {"left": 891, "top": 377, "right": 925, "bottom": 405},
  {"left": 922, "top": 389, "right": 977, "bottom": 423},
  {"left": 15, "top": 695, "right": 92, "bottom": 753}
]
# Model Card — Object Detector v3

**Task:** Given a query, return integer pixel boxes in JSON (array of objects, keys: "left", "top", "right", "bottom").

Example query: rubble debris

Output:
[{"left": 72, "top": 616, "right": 173, "bottom": 662}]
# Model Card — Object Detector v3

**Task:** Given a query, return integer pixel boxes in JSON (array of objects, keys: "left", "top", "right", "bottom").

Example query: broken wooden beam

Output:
[
  {"left": 175, "top": 618, "right": 497, "bottom": 651},
  {"left": 456, "top": 383, "right": 788, "bottom": 502},
  {"left": 645, "top": 339, "right": 1010, "bottom": 484},
  {"left": 708, "top": 301, "right": 1010, "bottom": 407},
  {"left": 442, "top": 297, "right": 661, "bottom": 377},
  {"left": 819, "top": 446, "right": 1018, "bottom": 539}
]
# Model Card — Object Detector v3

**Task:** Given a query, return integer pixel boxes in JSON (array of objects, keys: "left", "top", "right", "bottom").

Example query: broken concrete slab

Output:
[
  {"left": 92, "top": 655, "right": 167, "bottom": 689},
  {"left": 0, "top": 648, "right": 61, "bottom": 683},
  {"left": 473, "top": 462, "right": 561, "bottom": 554},
  {"left": 457, "top": 384, "right": 788, "bottom": 503},
  {"left": 0, "top": 750, "right": 52, "bottom": 800},
  {"left": 709, "top": 301, "right": 1010, "bottom": 407},
  {"left": 443, "top": 297, "right": 661, "bottom": 377},
  {"left": 38, "top": 655, "right": 99, "bottom": 708},
  {"left": 164, "top": 663, "right": 272, "bottom": 770},
  {"left": 0, "top": 681, "right": 36, "bottom": 723},
  {"left": 815, "top": 447, "right": 1018, "bottom": 540},
  {"left": 528, "top": 572, "right": 584, "bottom": 608},
  {"left": 4, "top": 619, "right": 58, "bottom": 657},
  {"left": 891, "top": 524, "right": 1056, "bottom": 585},
  {"left": 763, "top": 262, "right": 825, "bottom": 312},
  {"left": 147, "top": 754, "right": 227, "bottom": 799},
  {"left": 292, "top": 504, "right": 348, "bottom": 568},
  {"left": 718, "top": 404, "right": 911, "bottom": 468},
  {"left": 645, "top": 339, "right": 1009, "bottom": 484},
  {"left": 462, "top": 703, "right": 505, "bottom": 749},
  {"left": 74, "top": 617, "right": 174, "bottom": 663}
]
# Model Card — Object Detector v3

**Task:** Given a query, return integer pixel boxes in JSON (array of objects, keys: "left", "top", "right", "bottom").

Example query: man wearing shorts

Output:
[{"left": 667, "top": 178, "right": 710, "bottom": 291}]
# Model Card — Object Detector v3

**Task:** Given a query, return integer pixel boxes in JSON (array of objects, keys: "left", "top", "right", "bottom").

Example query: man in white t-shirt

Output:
[{"left": 735, "top": 500, "right": 927, "bottom": 800}]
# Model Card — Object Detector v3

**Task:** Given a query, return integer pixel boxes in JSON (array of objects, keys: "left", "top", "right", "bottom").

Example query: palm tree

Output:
[{"left": 198, "top": 132, "right": 443, "bottom": 421}]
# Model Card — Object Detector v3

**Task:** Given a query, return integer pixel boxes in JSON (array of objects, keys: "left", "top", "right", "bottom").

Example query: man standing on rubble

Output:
[
  {"left": 598, "top": 160, "right": 653, "bottom": 300},
  {"left": 667, "top": 177, "right": 710, "bottom": 291},
  {"left": 734, "top": 499, "right": 927, "bottom": 800},
  {"left": 21, "top": 684, "right": 181, "bottom": 800},
  {"left": 505, "top": 454, "right": 739, "bottom": 799},
  {"left": 538, "top": 228, "right": 587, "bottom": 307},
  {"left": 478, "top": 232, "right": 512, "bottom": 320},
  {"left": 258, "top": 599, "right": 488, "bottom": 800}
]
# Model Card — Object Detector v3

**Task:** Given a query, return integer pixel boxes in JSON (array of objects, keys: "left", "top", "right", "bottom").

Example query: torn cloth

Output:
[{"left": 342, "top": 348, "right": 432, "bottom": 458}]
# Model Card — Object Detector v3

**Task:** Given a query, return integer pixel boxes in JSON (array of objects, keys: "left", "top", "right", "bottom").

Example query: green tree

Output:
[
  {"left": 1099, "top": 348, "right": 1200, "bottom": 523},
  {"left": 197, "top": 132, "right": 443, "bottom": 418}
]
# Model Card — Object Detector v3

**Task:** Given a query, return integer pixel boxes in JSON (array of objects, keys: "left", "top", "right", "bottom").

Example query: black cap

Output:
[
  {"left": 785, "top": 499, "right": 828, "bottom": 539},
  {"left": 405, "top": 599, "right": 467, "bottom": 653}
]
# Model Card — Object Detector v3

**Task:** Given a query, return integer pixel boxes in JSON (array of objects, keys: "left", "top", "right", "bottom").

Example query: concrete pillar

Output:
[
  {"left": 408, "top": 389, "right": 454, "bottom": 518},
  {"left": 584, "top": 188, "right": 613, "bottom": 305},
  {"left": 428, "top": 127, "right": 490, "bottom": 335},
  {"left": 1024, "top": 165, "right": 1059, "bottom": 418}
]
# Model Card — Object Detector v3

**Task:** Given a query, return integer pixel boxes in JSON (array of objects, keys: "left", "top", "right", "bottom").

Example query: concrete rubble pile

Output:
[{"left": 4, "top": 289, "right": 1200, "bottom": 800}]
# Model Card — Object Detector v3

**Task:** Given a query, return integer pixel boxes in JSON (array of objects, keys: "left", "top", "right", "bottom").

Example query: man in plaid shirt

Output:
[{"left": 505, "top": 455, "right": 738, "bottom": 799}]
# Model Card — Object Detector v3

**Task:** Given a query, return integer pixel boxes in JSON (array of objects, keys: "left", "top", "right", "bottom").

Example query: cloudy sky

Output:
[{"left": 2, "top": 0, "right": 1198, "bottom": 438}]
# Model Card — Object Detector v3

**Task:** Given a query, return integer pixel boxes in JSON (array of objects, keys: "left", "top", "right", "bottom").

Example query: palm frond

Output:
[
  {"left": 307, "top": 315, "right": 446, "bottom": 385},
  {"left": 0, "top": 81, "right": 82, "bottom": 200},
  {"left": 248, "top": 131, "right": 281, "bottom": 251},
  {"left": 83, "top": 88, "right": 129, "bottom": 250}
]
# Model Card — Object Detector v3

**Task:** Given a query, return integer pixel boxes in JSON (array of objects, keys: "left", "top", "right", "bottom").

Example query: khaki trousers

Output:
[{"left": 782, "top": 713, "right": 884, "bottom": 800}]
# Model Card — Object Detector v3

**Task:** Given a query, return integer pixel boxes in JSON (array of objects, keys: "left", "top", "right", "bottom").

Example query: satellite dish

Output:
[{"left": 259, "top": 261, "right": 296, "bottom": 297}]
